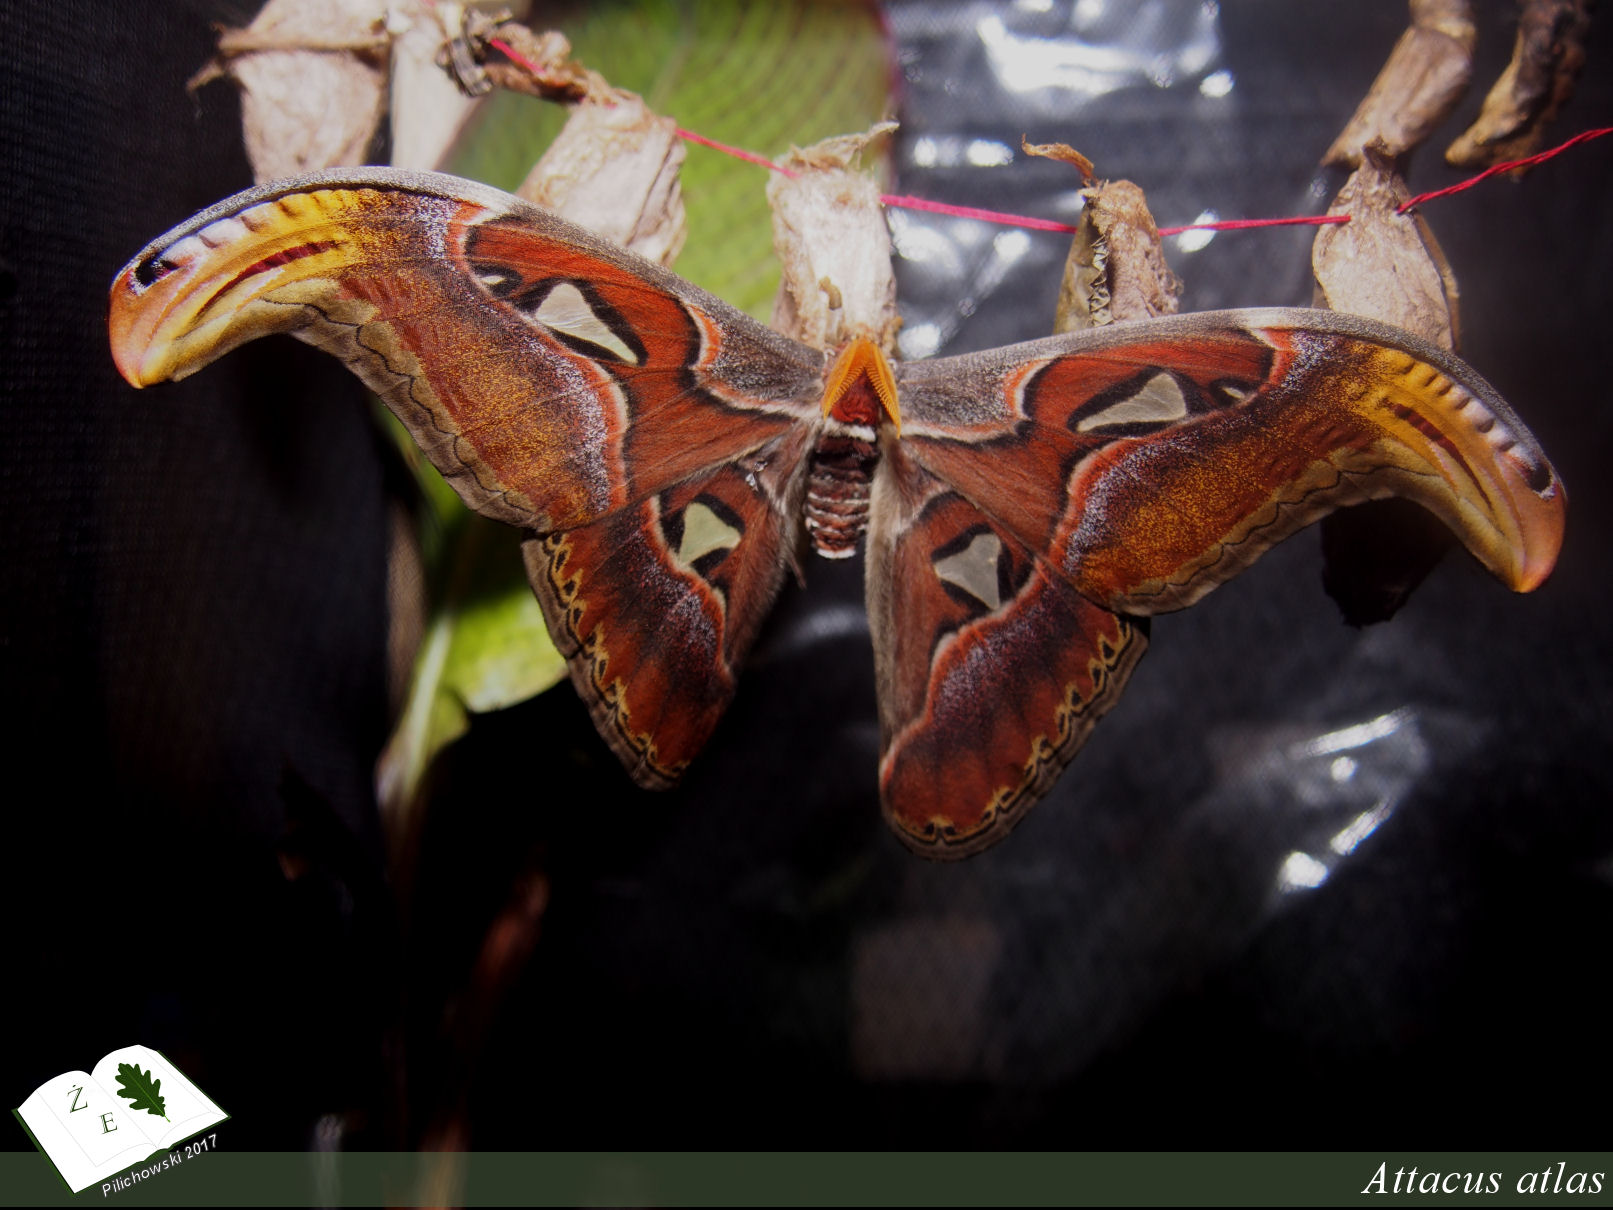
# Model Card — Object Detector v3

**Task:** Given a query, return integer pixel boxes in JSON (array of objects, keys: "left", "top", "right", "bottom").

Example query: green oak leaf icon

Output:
[{"left": 114, "top": 1063, "right": 168, "bottom": 1121}]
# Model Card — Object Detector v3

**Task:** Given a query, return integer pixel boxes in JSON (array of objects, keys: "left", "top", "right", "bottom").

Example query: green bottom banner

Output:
[{"left": 1, "top": 1150, "right": 1608, "bottom": 1206}]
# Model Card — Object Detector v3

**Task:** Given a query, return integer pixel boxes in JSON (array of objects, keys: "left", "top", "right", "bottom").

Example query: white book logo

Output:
[{"left": 13, "top": 1044, "right": 227, "bottom": 1194}]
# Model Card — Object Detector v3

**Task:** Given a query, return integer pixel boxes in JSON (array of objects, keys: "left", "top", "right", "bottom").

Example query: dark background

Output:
[{"left": 3, "top": 0, "right": 1609, "bottom": 1155}]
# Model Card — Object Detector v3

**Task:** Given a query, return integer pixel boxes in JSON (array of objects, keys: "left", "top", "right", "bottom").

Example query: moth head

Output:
[{"left": 822, "top": 336, "right": 900, "bottom": 434}]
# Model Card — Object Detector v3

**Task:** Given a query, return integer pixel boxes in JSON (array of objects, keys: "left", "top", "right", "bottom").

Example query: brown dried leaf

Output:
[
  {"left": 1446, "top": 0, "right": 1592, "bottom": 169},
  {"left": 1312, "top": 145, "right": 1459, "bottom": 350},
  {"left": 1021, "top": 139, "right": 1096, "bottom": 184},
  {"left": 768, "top": 126, "right": 900, "bottom": 353},
  {"left": 516, "top": 95, "right": 687, "bottom": 267},
  {"left": 1054, "top": 179, "right": 1180, "bottom": 332},
  {"left": 468, "top": 14, "right": 615, "bottom": 104},
  {"left": 196, "top": 0, "right": 392, "bottom": 183},
  {"left": 1323, "top": 0, "right": 1475, "bottom": 168}
]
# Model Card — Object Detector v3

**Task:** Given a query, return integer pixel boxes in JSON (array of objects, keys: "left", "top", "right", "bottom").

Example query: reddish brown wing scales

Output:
[
  {"left": 1052, "top": 339, "right": 1376, "bottom": 610},
  {"left": 1020, "top": 331, "right": 1278, "bottom": 429},
  {"left": 868, "top": 448, "right": 1146, "bottom": 857},
  {"left": 109, "top": 179, "right": 822, "bottom": 536},
  {"left": 341, "top": 200, "right": 638, "bottom": 530},
  {"left": 1051, "top": 327, "right": 1562, "bottom": 610},
  {"left": 897, "top": 313, "right": 1562, "bottom": 615},
  {"left": 465, "top": 219, "right": 808, "bottom": 501},
  {"left": 110, "top": 170, "right": 828, "bottom": 798},
  {"left": 112, "top": 187, "right": 642, "bottom": 531},
  {"left": 523, "top": 435, "right": 807, "bottom": 788},
  {"left": 898, "top": 328, "right": 1280, "bottom": 552}
]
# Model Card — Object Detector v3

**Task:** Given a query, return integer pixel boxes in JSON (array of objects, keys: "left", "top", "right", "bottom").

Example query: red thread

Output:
[
  {"left": 1397, "top": 124, "right": 1613, "bottom": 211},
  {"left": 671, "top": 124, "right": 1609, "bottom": 237},
  {"left": 877, "top": 193, "right": 1079, "bottom": 233},
  {"left": 1157, "top": 214, "right": 1348, "bottom": 236},
  {"left": 482, "top": 35, "right": 1609, "bottom": 239},
  {"left": 674, "top": 128, "right": 798, "bottom": 178},
  {"left": 488, "top": 37, "right": 536, "bottom": 73}
]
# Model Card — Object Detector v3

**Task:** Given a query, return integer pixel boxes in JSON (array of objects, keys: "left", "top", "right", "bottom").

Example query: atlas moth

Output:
[{"left": 109, "top": 168, "right": 1564, "bottom": 857}]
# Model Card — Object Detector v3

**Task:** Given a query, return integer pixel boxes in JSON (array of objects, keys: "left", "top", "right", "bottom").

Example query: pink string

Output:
[
  {"left": 674, "top": 127, "right": 798, "bottom": 178},
  {"left": 669, "top": 121, "right": 1610, "bottom": 237},
  {"left": 482, "top": 33, "right": 1608, "bottom": 238},
  {"left": 1397, "top": 125, "right": 1613, "bottom": 211},
  {"left": 877, "top": 193, "right": 1079, "bottom": 233},
  {"left": 1157, "top": 214, "right": 1348, "bottom": 236}
]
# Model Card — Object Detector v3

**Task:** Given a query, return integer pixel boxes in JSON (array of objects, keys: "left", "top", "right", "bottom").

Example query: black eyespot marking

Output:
[
  {"left": 475, "top": 267, "right": 520, "bottom": 298},
  {"left": 1209, "top": 377, "right": 1259, "bottom": 408},
  {"left": 134, "top": 256, "right": 177, "bottom": 289},
  {"left": 1524, "top": 457, "right": 1555, "bottom": 495}
]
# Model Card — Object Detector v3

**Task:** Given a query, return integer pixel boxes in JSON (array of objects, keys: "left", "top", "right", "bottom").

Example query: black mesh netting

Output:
[{"left": 3, "top": 0, "right": 1610, "bottom": 1153}]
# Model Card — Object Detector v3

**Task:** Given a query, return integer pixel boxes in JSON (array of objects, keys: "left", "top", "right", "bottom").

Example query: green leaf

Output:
[
  {"left": 447, "top": 0, "right": 892, "bottom": 317},
  {"left": 114, "top": 1063, "right": 168, "bottom": 1121},
  {"left": 376, "top": 514, "right": 568, "bottom": 826}
]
